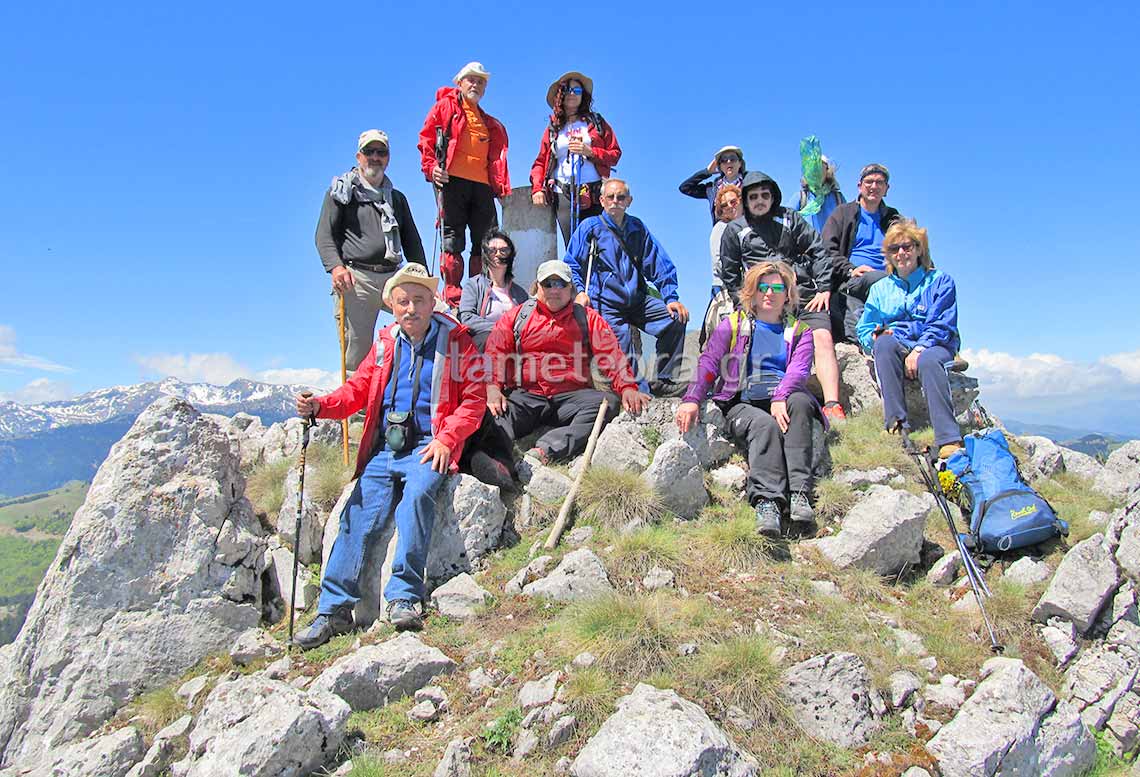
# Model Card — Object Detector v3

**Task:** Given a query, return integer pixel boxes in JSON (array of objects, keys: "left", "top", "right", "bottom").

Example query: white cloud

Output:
[
  {"left": 962, "top": 347, "right": 1140, "bottom": 401},
  {"left": 136, "top": 352, "right": 338, "bottom": 390},
  {"left": 1100, "top": 350, "right": 1140, "bottom": 384},
  {"left": 0, "top": 378, "right": 75, "bottom": 404},
  {"left": 0, "top": 325, "right": 72, "bottom": 373}
]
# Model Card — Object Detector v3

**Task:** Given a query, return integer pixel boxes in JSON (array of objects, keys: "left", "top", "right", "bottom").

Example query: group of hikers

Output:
[{"left": 296, "top": 62, "right": 964, "bottom": 648}]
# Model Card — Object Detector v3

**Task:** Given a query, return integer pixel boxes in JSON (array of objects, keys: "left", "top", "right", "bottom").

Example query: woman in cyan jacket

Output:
[
  {"left": 530, "top": 71, "right": 622, "bottom": 246},
  {"left": 856, "top": 219, "right": 963, "bottom": 459},
  {"left": 676, "top": 261, "right": 822, "bottom": 539},
  {"left": 458, "top": 229, "right": 528, "bottom": 351}
]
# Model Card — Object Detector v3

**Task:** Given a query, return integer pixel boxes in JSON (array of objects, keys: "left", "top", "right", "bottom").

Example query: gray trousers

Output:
[
  {"left": 336, "top": 265, "right": 397, "bottom": 374},
  {"left": 724, "top": 392, "right": 815, "bottom": 508},
  {"left": 494, "top": 388, "right": 617, "bottom": 461},
  {"left": 872, "top": 334, "right": 961, "bottom": 446}
]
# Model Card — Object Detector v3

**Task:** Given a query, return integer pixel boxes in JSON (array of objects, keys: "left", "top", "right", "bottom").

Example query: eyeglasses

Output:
[
  {"left": 540, "top": 278, "right": 570, "bottom": 289},
  {"left": 884, "top": 241, "right": 917, "bottom": 255},
  {"left": 861, "top": 177, "right": 887, "bottom": 187},
  {"left": 719, "top": 155, "right": 740, "bottom": 164},
  {"left": 721, "top": 198, "right": 740, "bottom": 207},
  {"left": 601, "top": 192, "right": 629, "bottom": 203},
  {"left": 757, "top": 282, "right": 786, "bottom": 294},
  {"left": 485, "top": 246, "right": 511, "bottom": 256},
  {"left": 361, "top": 147, "right": 389, "bottom": 158},
  {"left": 565, "top": 85, "right": 583, "bottom": 96},
  {"left": 747, "top": 191, "right": 773, "bottom": 201}
]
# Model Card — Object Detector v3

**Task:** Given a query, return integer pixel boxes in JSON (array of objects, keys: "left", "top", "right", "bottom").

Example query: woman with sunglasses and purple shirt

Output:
[
  {"left": 530, "top": 71, "right": 622, "bottom": 246},
  {"left": 679, "top": 145, "right": 746, "bottom": 223},
  {"left": 676, "top": 261, "right": 823, "bottom": 539}
]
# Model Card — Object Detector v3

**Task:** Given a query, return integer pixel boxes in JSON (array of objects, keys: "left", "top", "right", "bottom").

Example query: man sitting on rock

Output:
[
  {"left": 293, "top": 264, "right": 486, "bottom": 647},
  {"left": 562, "top": 178, "right": 691, "bottom": 398},
  {"left": 484, "top": 259, "right": 650, "bottom": 464}
]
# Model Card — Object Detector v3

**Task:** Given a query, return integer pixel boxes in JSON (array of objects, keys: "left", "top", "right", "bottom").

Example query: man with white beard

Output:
[{"left": 316, "top": 129, "right": 426, "bottom": 375}]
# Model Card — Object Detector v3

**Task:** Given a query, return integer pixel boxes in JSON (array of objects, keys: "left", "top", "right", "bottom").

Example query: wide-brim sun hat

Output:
[
  {"left": 453, "top": 61, "right": 491, "bottom": 84},
  {"left": 711, "top": 145, "right": 745, "bottom": 169},
  {"left": 382, "top": 263, "right": 440, "bottom": 299},
  {"left": 546, "top": 71, "right": 594, "bottom": 108}
]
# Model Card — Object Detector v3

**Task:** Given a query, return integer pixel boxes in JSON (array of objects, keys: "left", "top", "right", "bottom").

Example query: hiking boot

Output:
[
  {"left": 387, "top": 599, "right": 424, "bottom": 632},
  {"left": 821, "top": 402, "right": 847, "bottom": 422},
  {"left": 649, "top": 379, "right": 688, "bottom": 399},
  {"left": 949, "top": 355, "right": 970, "bottom": 373},
  {"left": 754, "top": 499, "right": 782, "bottom": 539},
  {"left": 292, "top": 606, "right": 353, "bottom": 650},
  {"left": 938, "top": 441, "right": 965, "bottom": 460},
  {"left": 789, "top": 492, "right": 816, "bottom": 528},
  {"left": 885, "top": 418, "right": 907, "bottom": 435},
  {"left": 524, "top": 447, "right": 549, "bottom": 466},
  {"left": 470, "top": 450, "right": 516, "bottom": 493}
]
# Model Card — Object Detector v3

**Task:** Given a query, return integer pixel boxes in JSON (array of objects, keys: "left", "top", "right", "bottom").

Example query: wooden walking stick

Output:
[
  {"left": 544, "top": 397, "right": 610, "bottom": 550},
  {"left": 337, "top": 294, "right": 350, "bottom": 466}
]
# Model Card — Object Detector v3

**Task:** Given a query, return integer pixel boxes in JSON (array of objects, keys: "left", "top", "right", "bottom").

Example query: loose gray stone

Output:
[
  {"left": 924, "top": 676, "right": 967, "bottom": 711},
  {"left": 522, "top": 549, "right": 613, "bottom": 602},
  {"left": 1118, "top": 523, "right": 1140, "bottom": 580},
  {"left": 889, "top": 670, "right": 922, "bottom": 710},
  {"left": 519, "top": 671, "right": 561, "bottom": 709},
  {"left": 566, "top": 526, "right": 596, "bottom": 546},
  {"left": 408, "top": 699, "right": 441, "bottom": 722},
  {"left": 1098, "top": 441, "right": 1140, "bottom": 499},
  {"left": 1060, "top": 447, "right": 1106, "bottom": 483},
  {"left": 309, "top": 632, "right": 456, "bottom": 712},
  {"left": 176, "top": 676, "right": 210, "bottom": 706},
  {"left": 126, "top": 716, "right": 193, "bottom": 777},
  {"left": 891, "top": 627, "right": 929, "bottom": 658},
  {"left": 513, "top": 727, "right": 540, "bottom": 760},
  {"left": 505, "top": 555, "right": 553, "bottom": 596},
  {"left": 431, "top": 573, "right": 492, "bottom": 620},
  {"left": 171, "top": 676, "right": 349, "bottom": 777},
  {"left": 807, "top": 486, "right": 933, "bottom": 575},
  {"left": 927, "top": 551, "right": 963, "bottom": 586},
  {"left": 547, "top": 715, "right": 578, "bottom": 748},
  {"left": 527, "top": 465, "right": 574, "bottom": 505},
  {"left": 709, "top": 464, "right": 747, "bottom": 493},
  {"left": 228, "top": 628, "right": 281, "bottom": 667},
  {"left": 572, "top": 652, "right": 597, "bottom": 668},
  {"left": 1004, "top": 557, "right": 1054, "bottom": 587},
  {"left": 834, "top": 467, "right": 894, "bottom": 488},
  {"left": 264, "top": 655, "right": 291, "bottom": 681},
  {"left": 0, "top": 398, "right": 266, "bottom": 768},
  {"left": 1017, "top": 436, "right": 1066, "bottom": 481},
  {"left": 590, "top": 419, "right": 652, "bottom": 474},
  {"left": 642, "top": 566, "right": 675, "bottom": 590},
  {"left": 782, "top": 652, "right": 883, "bottom": 748},
  {"left": 1033, "top": 534, "right": 1121, "bottom": 634},
  {"left": 21, "top": 726, "right": 145, "bottom": 777},
  {"left": 570, "top": 683, "right": 758, "bottom": 776},
  {"left": 1041, "top": 623, "right": 1080, "bottom": 667},
  {"left": 809, "top": 580, "right": 841, "bottom": 598},
  {"left": 641, "top": 439, "right": 709, "bottom": 520},
  {"left": 677, "top": 643, "right": 699, "bottom": 657},
  {"left": 927, "top": 657, "right": 1095, "bottom": 777},
  {"left": 433, "top": 737, "right": 474, "bottom": 777},
  {"left": 467, "top": 666, "right": 497, "bottom": 692}
]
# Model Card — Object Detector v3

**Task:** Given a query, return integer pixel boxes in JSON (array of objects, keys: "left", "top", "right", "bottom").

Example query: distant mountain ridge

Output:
[
  {"left": 1002, "top": 418, "right": 1134, "bottom": 461},
  {"left": 0, "top": 378, "right": 315, "bottom": 496}
]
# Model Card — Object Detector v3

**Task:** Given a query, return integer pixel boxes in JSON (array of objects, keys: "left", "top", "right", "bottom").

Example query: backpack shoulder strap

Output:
[
  {"left": 512, "top": 298, "right": 540, "bottom": 354},
  {"left": 728, "top": 310, "right": 751, "bottom": 351},
  {"left": 571, "top": 303, "right": 593, "bottom": 356}
]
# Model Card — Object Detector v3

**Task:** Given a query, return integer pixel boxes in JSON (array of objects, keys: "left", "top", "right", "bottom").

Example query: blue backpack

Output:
[{"left": 945, "top": 429, "right": 1069, "bottom": 554}]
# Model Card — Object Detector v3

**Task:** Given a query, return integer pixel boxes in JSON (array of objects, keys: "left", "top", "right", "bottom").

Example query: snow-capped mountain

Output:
[{"left": 0, "top": 377, "right": 319, "bottom": 441}]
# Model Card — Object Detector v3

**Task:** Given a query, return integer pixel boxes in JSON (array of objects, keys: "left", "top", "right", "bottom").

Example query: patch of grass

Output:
[
  {"left": 348, "top": 698, "right": 416, "bottom": 743},
  {"left": 641, "top": 425, "right": 663, "bottom": 454},
  {"left": 1038, "top": 472, "right": 1121, "bottom": 543},
  {"left": 609, "top": 525, "right": 682, "bottom": 582},
  {"left": 897, "top": 582, "right": 997, "bottom": 678},
  {"left": 132, "top": 687, "right": 185, "bottom": 736},
  {"left": 307, "top": 442, "right": 356, "bottom": 508},
  {"left": 344, "top": 754, "right": 430, "bottom": 777},
  {"left": 828, "top": 411, "right": 915, "bottom": 474},
  {"left": 481, "top": 707, "right": 522, "bottom": 754},
  {"left": 686, "top": 634, "right": 786, "bottom": 724},
  {"left": 1087, "top": 729, "right": 1134, "bottom": 776},
  {"left": 813, "top": 479, "right": 859, "bottom": 523},
  {"left": 692, "top": 509, "right": 775, "bottom": 571},
  {"left": 245, "top": 457, "right": 292, "bottom": 517},
  {"left": 577, "top": 467, "right": 668, "bottom": 530},
  {"left": 560, "top": 666, "right": 619, "bottom": 733},
  {"left": 0, "top": 480, "right": 87, "bottom": 535}
]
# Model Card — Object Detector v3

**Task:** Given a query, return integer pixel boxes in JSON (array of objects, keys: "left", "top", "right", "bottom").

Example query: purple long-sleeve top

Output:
[{"left": 683, "top": 313, "right": 819, "bottom": 411}]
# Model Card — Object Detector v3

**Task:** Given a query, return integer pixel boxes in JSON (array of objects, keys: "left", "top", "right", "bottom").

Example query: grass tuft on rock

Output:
[
  {"left": 687, "top": 634, "right": 787, "bottom": 724},
  {"left": 560, "top": 666, "right": 620, "bottom": 733},
  {"left": 692, "top": 508, "right": 776, "bottom": 571},
  {"left": 306, "top": 442, "right": 356, "bottom": 507},
  {"left": 577, "top": 467, "right": 667, "bottom": 530},
  {"left": 609, "top": 524, "right": 683, "bottom": 581},
  {"left": 813, "top": 479, "right": 859, "bottom": 523},
  {"left": 1037, "top": 472, "right": 1121, "bottom": 543},
  {"left": 245, "top": 457, "right": 292, "bottom": 517}
]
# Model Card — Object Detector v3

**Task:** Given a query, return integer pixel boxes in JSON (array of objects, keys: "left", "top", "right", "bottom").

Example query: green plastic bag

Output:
[{"left": 798, "top": 135, "right": 825, "bottom": 216}]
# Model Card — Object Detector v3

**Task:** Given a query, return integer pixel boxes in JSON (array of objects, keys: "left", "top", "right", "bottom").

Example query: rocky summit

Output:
[{"left": 0, "top": 349, "right": 1137, "bottom": 776}]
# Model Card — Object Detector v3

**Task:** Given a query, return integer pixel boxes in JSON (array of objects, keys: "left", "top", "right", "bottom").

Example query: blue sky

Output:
[{"left": 2, "top": 1, "right": 1138, "bottom": 435}]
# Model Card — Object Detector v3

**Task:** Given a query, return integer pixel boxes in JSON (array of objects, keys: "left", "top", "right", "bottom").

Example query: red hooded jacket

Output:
[
  {"left": 529, "top": 113, "right": 621, "bottom": 194},
  {"left": 315, "top": 313, "right": 487, "bottom": 478},
  {"left": 418, "top": 86, "right": 510, "bottom": 198},
  {"left": 484, "top": 299, "right": 638, "bottom": 398}
]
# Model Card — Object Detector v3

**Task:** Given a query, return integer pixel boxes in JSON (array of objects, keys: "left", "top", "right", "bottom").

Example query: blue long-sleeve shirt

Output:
[
  {"left": 856, "top": 267, "right": 960, "bottom": 354},
  {"left": 563, "top": 213, "right": 679, "bottom": 306}
]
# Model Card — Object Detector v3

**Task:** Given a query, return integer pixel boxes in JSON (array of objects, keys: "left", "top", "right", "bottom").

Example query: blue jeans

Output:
[
  {"left": 599, "top": 294, "right": 685, "bottom": 391},
  {"left": 318, "top": 440, "right": 445, "bottom": 613},
  {"left": 872, "top": 334, "right": 961, "bottom": 446}
]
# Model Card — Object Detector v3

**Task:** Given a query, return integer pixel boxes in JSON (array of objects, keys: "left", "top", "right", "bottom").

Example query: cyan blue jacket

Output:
[
  {"left": 856, "top": 267, "right": 960, "bottom": 354},
  {"left": 563, "top": 213, "right": 680, "bottom": 306}
]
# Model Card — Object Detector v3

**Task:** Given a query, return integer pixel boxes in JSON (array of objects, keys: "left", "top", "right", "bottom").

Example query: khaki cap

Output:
[
  {"left": 453, "top": 61, "right": 490, "bottom": 84},
  {"left": 545, "top": 71, "right": 594, "bottom": 108},
  {"left": 710, "top": 145, "right": 745, "bottom": 169},
  {"left": 382, "top": 263, "right": 440, "bottom": 299},
  {"left": 536, "top": 260, "right": 573, "bottom": 283},
  {"left": 357, "top": 129, "right": 389, "bottom": 152}
]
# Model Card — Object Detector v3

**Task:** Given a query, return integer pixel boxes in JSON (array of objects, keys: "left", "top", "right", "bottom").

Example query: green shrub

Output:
[{"left": 481, "top": 707, "right": 522, "bottom": 754}]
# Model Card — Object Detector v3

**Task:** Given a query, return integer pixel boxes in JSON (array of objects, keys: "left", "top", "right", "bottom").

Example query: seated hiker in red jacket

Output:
[
  {"left": 418, "top": 61, "right": 510, "bottom": 308},
  {"left": 484, "top": 260, "right": 650, "bottom": 464},
  {"left": 292, "top": 264, "right": 486, "bottom": 647}
]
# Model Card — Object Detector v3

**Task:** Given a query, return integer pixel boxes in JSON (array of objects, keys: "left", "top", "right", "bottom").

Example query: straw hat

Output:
[{"left": 546, "top": 71, "right": 594, "bottom": 108}]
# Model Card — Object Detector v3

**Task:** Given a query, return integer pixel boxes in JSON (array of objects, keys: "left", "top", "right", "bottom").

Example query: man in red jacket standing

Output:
[
  {"left": 484, "top": 260, "right": 650, "bottom": 464},
  {"left": 419, "top": 61, "right": 510, "bottom": 308},
  {"left": 292, "top": 264, "right": 486, "bottom": 647}
]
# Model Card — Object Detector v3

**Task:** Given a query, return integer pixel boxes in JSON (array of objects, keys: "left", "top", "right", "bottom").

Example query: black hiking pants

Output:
[
  {"left": 494, "top": 388, "right": 618, "bottom": 462},
  {"left": 721, "top": 392, "right": 815, "bottom": 509}
]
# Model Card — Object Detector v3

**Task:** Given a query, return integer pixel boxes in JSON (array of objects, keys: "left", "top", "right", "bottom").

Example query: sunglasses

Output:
[
  {"left": 757, "top": 282, "right": 786, "bottom": 294},
  {"left": 540, "top": 278, "right": 570, "bottom": 289},
  {"left": 747, "top": 190, "right": 773, "bottom": 201},
  {"left": 361, "top": 147, "right": 389, "bottom": 158},
  {"left": 885, "top": 242, "right": 917, "bottom": 254},
  {"left": 565, "top": 85, "right": 583, "bottom": 95},
  {"left": 485, "top": 246, "right": 511, "bottom": 256},
  {"left": 719, "top": 155, "right": 740, "bottom": 164}
]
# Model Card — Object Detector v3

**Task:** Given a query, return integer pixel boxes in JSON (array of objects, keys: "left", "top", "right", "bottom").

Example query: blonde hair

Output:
[
  {"left": 739, "top": 261, "right": 798, "bottom": 319},
  {"left": 882, "top": 219, "right": 934, "bottom": 274},
  {"left": 714, "top": 184, "right": 742, "bottom": 221}
]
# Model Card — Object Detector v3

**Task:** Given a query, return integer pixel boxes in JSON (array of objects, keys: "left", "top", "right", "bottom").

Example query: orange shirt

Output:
[{"left": 449, "top": 99, "right": 491, "bottom": 184}]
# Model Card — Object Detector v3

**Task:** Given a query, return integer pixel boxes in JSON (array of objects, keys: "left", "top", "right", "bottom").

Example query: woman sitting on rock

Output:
[
  {"left": 676, "top": 261, "right": 822, "bottom": 539},
  {"left": 855, "top": 219, "right": 963, "bottom": 459},
  {"left": 458, "top": 229, "right": 529, "bottom": 351}
]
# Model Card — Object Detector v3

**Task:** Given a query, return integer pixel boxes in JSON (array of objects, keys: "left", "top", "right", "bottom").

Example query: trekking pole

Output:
[
  {"left": 287, "top": 392, "right": 316, "bottom": 650},
  {"left": 544, "top": 397, "right": 609, "bottom": 550},
  {"left": 431, "top": 128, "right": 449, "bottom": 277},
  {"left": 584, "top": 234, "right": 598, "bottom": 305},
  {"left": 902, "top": 433, "right": 1003, "bottom": 654},
  {"left": 337, "top": 295, "right": 349, "bottom": 466},
  {"left": 569, "top": 154, "right": 582, "bottom": 238}
]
